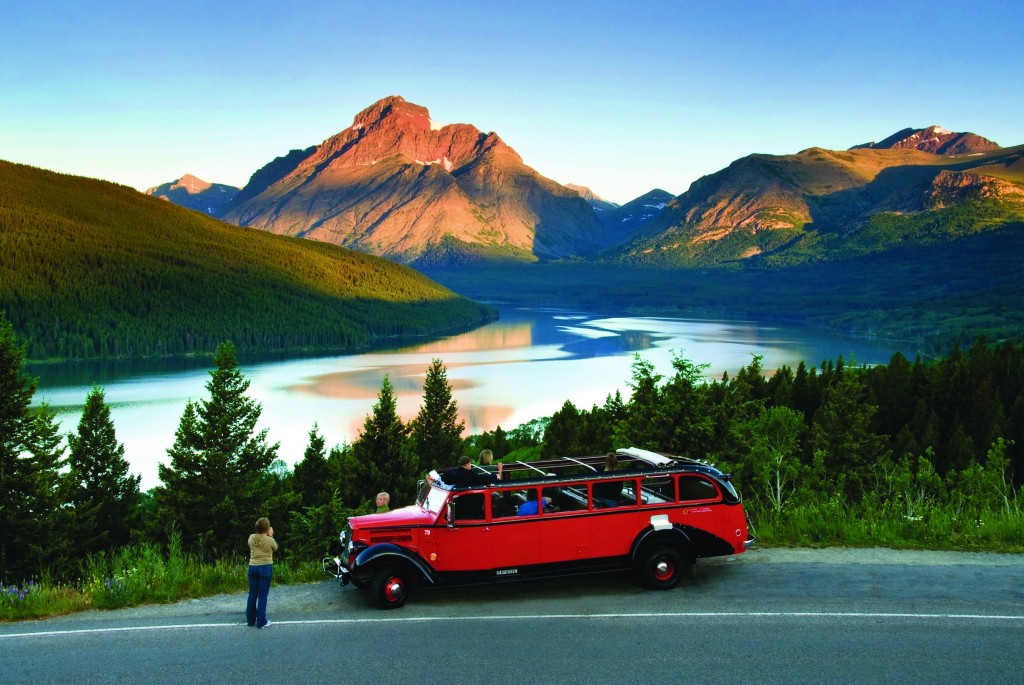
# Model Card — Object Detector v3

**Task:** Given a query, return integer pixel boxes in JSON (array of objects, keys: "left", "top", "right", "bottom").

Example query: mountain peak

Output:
[
  {"left": 565, "top": 184, "right": 606, "bottom": 202},
  {"left": 145, "top": 174, "right": 239, "bottom": 216},
  {"left": 350, "top": 95, "right": 433, "bottom": 132},
  {"left": 221, "top": 97, "right": 595, "bottom": 263},
  {"left": 850, "top": 126, "right": 999, "bottom": 155},
  {"left": 174, "top": 173, "right": 211, "bottom": 193}
]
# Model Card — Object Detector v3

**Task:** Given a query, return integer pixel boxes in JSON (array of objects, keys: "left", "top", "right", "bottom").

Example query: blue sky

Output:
[{"left": 2, "top": 1, "right": 1021, "bottom": 204}]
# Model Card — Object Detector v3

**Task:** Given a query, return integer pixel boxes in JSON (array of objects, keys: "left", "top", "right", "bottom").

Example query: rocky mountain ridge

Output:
[
  {"left": 850, "top": 125, "right": 999, "bottom": 155},
  {"left": 617, "top": 142, "right": 1024, "bottom": 266},
  {"left": 146, "top": 105, "right": 1020, "bottom": 269},
  {"left": 218, "top": 96, "right": 602, "bottom": 265}
]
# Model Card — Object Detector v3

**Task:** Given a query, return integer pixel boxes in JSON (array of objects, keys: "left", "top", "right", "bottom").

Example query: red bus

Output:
[{"left": 324, "top": 447, "right": 752, "bottom": 608}]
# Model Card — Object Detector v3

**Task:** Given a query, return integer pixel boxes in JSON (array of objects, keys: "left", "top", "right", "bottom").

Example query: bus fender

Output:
[
  {"left": 630, "top": 519, "right": 693, "bottom": 563},
  {"left": 353, "top": 543, "right": 437, "bottom": 585}
]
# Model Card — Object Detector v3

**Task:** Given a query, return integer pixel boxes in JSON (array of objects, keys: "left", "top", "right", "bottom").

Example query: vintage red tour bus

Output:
[{"left": 324, "top": 447, "right": 753, "bottom": 608}]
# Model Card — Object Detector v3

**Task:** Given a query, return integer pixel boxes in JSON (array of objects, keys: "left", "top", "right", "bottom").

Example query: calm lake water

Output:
[{"left": 31, "top": 307, "right": 905, "bottom": 490}]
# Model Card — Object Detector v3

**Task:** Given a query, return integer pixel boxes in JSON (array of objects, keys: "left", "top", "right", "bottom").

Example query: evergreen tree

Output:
[
  {"left": 410, "top": 359, "right": 464, "bottom": 474},
  {"left": 660, "top": 354, "right": 715, "bottom": 458},
  {"left": 614, "top": 356, "right": 664, "bottom": 449},
  {"left": 24, "top": 405, "right": 71, "bottom": 574},
  {"left": 790, "top": 361, "right": 819, "bottom": 421},
  {"left": 579, "top": 405, "right": 614, "bottom": 455},
  {"left": 330, "top": 443, "right": 363, "bottom": 507},
  {"left": 351, "top": 376, "right": 417, "bottom": 506},
  {"left": 542, "top": 400, "right": 583, "bottom": 457},
  {"left": 602, "top": 391, "right": 626, "bottom": 425},
  {"left": 293, "top": 423, "right": 333, "bottom": 508},
  {"left": 711, "top": 356, "right": 769, "bottom": 461},
  {"left": 156, "top": 342, "right": 279, "bottom": 553},
  {"left": 0, "top": 313, "right": 37, "bottom": 582},
  {"left": 487, "top": 425, "right": 510, "bottom": 459},
  {"left": 766, "top": 364, "right": 794, "bottom": 408},
  {"left": 67, "top": 386, "right": 140, "bottom": 552},
  {"left": 809, "top": 373, "right": 891, "bottom": 498}
]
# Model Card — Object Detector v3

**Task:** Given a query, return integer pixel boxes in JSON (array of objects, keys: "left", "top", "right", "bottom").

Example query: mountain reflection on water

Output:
[{"left": 31, "top": 307, "right": 903, "bottom": 490}]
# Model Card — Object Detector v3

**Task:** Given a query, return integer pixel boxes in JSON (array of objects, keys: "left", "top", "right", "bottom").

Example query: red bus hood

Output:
[{"left": 351, "top": 505, "right": 438, "bottom": 528}]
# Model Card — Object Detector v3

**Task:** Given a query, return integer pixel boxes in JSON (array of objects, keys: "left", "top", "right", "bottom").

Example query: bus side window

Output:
[
  {"left": 491, "top": 490, "right": 518, "bottom": 519},
  {"left": 451, "top": 493, "right": 486, "bottom": 522},
  {"left": 678, "top": 476, "right": 719, "bottom": 502},
  {"left": 554, "top": 485, "right": 588, "bottom": 511},
  {"left": 641, "top": 476, "right": 674, "bottom": 504},
  {"left": 593, "top": 478, "right": 632, "bottom": 508}
]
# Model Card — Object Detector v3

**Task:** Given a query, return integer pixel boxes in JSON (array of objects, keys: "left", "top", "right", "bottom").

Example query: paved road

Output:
[{"left": 3, "top": 547, "right": 1023, "bottom": 684}]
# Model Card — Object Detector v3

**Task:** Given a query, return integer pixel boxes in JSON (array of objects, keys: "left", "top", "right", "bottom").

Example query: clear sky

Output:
[{"left": 2, "top": 1, "right": 1021, "bottom": 204}]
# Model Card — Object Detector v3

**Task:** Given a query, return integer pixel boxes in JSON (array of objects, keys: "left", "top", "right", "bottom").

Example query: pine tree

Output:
[
  {"left": 351, "top": 375, "right": 416, "bottom": 505},
  {"left": 661, "top": 353, "right": 714, "bottom": 458},
  {"left": 542, "top": 400, "right": 583, "bottom": 457},
  {"left": 0, "top": 313, "right": 44, "bottom": 582},
  {"left": 330, "top": 443, "right": 363, "bottom": 507},
  {"left": 67, "top": 386, "right": 141, "bottom": 552},
  {"left": 156, "top": 342, "right": 279, "bottom": 553},
  {"left": 809, "top": 373, "right": 892, "bottom": 498},
  {"left": 614, "top": 355, "right": 664, "bottom": 449},
  {"left": 410, "top": 359, "right": 464, "bottom": 474},
  {"left": 23, "top": 404, "right": 71, "bottom": 574},
  {"left": 294, "top": 423, "right": 333, "bottom": 508}
]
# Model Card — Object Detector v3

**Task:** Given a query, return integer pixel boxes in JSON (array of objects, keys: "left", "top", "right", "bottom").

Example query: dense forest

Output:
[
  {"left": 2, "top": 306, "right": 1021, "bottom": 591},
  {"left": 0, "top": 160, "right": 494, "bottom": 360}
]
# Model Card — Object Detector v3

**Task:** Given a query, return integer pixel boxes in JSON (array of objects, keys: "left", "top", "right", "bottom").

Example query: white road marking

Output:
[{"left": 2, "top": 611, "right": 1023, "bottom": 640}]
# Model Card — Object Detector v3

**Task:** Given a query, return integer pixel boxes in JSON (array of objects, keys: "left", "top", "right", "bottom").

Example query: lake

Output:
[{"left": 30, "top": 307, "right": 906, "bottom": 490}]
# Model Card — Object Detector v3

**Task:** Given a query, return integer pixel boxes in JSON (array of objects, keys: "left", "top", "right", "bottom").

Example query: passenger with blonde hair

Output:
[{"left": 478, "top": 449, "right": 497, "bottom": 474}]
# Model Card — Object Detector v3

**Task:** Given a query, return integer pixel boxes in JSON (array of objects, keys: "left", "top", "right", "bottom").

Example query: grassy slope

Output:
[{"left": 0, "top": 160, "right": 494, "bottom": 359}]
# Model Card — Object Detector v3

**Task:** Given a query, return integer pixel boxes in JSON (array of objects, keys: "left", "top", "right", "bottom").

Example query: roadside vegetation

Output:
[
  {"left": 1, "top": 534, "right": 323, "bottom": 621},
  {"left": 1, "top": 310, "right": 1021, "bottom": 621}
]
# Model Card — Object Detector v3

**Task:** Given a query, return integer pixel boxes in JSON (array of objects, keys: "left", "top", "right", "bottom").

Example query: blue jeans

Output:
[{"left": 246, "top": 564, "right": 273, "bottom": 627}]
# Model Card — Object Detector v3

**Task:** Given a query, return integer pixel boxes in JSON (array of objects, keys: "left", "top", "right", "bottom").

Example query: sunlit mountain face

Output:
[{"left": 218, "top": 95, "right": 602, "bottom": 265}]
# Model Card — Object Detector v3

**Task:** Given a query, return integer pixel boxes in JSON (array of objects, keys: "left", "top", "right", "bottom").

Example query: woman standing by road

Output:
[{"left": 246, "top": 517, "right": 278, "bottom": 629}]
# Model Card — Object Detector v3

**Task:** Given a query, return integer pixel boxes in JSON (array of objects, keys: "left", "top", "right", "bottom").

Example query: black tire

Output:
[
  {"left": 370, "top": 565, "right": 411, "bottom": 609},
  {"left": 639, "top": 546, "right": 684, "bottom": 590}
]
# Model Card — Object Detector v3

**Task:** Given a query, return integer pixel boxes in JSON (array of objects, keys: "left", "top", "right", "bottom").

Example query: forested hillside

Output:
[
  {"left": 0, "top": 160, "right": 494, "bottom": 360},
  {"left": 425, "top": 219, "right": 1024, "bottom": 357}
]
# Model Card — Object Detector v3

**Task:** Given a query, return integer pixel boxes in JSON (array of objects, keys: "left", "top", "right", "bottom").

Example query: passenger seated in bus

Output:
[
  {"left": 593, "top": 452, "right": 624, "bottom": 507},
  {"left": 443, "top": 455, "right": 503, "bottom": 486},
  {"left": 477, "top": 449, "right": 498, "bottom": 475},
  {"left": 492, "top": 491, "right": 517, "bottom": 518},
  {"left": 516, "top": 490, "right": 552, "bottom": 516}
]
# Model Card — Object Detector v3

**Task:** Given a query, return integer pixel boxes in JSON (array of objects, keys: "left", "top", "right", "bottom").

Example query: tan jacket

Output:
[{"left": 248, "top": 533, "right": 278, "bottom": 566}]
